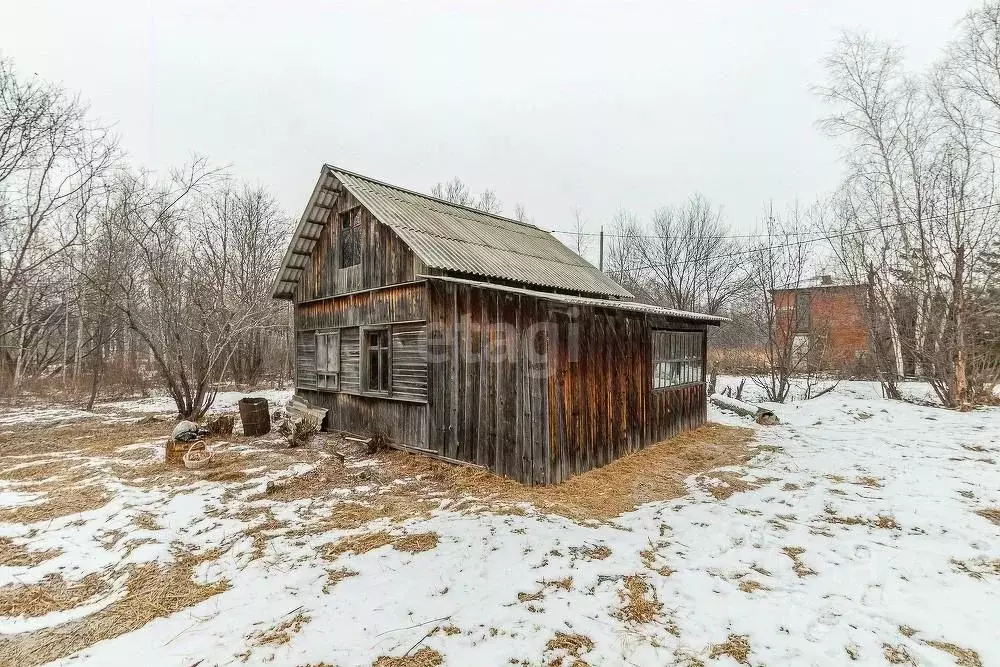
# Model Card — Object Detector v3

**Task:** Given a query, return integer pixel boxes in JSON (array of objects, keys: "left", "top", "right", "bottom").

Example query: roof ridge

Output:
[{"left": 325, "top": 163, "right": 543, "bottom": 232}]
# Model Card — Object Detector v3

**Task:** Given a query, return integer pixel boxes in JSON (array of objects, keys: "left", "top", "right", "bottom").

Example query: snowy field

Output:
[{"left": 1, "top": 382, "right": 998, "bottom": 666}]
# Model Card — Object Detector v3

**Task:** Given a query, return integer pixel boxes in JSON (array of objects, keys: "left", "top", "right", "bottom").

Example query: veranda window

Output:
[{"left": 651, "top": 330, "right": 704, "bottom": 390}]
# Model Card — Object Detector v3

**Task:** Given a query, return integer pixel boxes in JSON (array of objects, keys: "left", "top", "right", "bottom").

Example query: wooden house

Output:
[{"left": 272, "top": 165, "right": 724, "bottom": 485}]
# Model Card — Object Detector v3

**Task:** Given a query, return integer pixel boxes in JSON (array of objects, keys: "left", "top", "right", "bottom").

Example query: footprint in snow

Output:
[{"left": 805, "top": 608, "right": 840, "bottom": 642}]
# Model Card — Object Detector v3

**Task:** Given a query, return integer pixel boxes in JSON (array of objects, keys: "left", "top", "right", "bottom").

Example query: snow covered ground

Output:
[
  {"left": 1, "top": 382, "right": 998, "bottom": 666},
  {"left": 0, "top": 389, "right": 292, "bottom": 429}
]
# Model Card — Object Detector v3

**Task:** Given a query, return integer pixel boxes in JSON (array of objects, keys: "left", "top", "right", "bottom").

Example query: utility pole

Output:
[{"left": 599, "top": 226, "right": 604, "bottom": 272}]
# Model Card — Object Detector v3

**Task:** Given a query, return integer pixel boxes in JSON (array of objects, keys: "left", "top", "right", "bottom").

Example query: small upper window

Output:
[
  {"left": 315, "top": 330, "right": 340, "bottom": 391},
  {"left": 340, "top": 208, "right": 362, "bottom": 268},
  {"left": 364, "top": 328, "right": 390, "bottom": 393}
]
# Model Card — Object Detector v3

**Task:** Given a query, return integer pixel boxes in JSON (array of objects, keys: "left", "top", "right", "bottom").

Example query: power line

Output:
[
  {"left": 587, "top": 202, "right": 1000, "bottom": 272},
  {"left": 546, "top": 202, "right": 1000, "bottom": 242}
]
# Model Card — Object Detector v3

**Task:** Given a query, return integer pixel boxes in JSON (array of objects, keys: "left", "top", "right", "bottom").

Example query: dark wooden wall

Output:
[
  {"left": 294, "top": 187, "right": 422, "bottom": 302},
  {"left": 545, "top": 306, "right": 707, "bottom": 484},
  {"left": 425, "top": 280, "right": 709, "bottom": 486}
]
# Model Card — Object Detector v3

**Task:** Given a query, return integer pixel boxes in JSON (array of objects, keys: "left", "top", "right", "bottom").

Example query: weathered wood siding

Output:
[
  {"left": 426, "top": 280, "right": 551, "bottom": 484},
  {"left": 294, "top": 282, "right": 429, "bottom": 446},
  {"left": 294, "top": 187, "right": 423, "bottom": 302},
  {"left": 391, "top": 323, "right": 429, "bottom": 401},
  {"left": 426, "top": 280, "right": 708, "bottom": 486},
  {"left": 297, "top": 390, "right": 429, "bottom": 447},
  {"left": 295, "top": 281, "right": 426, "bottom": 330},
  {"left": 296, "top": 331, "right": 317, "bottom": 389}
]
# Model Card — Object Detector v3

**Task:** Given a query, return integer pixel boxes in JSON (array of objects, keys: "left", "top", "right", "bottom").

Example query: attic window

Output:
[{"left": 340, "top": 207, "right": 362, "bottom": 268}]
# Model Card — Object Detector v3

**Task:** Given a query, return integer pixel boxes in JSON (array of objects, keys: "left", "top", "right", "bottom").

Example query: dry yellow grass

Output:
[
  {"left": 372, "top": 647, "right": 443, "bottom": 667},
  {"left": 131, "top": 511, "right": 161, "bottom": 531},
  {"left": 883, "top": 643, "right": 915, "bottom": 664},
  {"left": 782, "top": 546, "right": 817, "bottom": 577},
  {"left": 578, "top": 544, "right": 611, "bottom": 560},
  {"left": 974, "top": 508, "right": 1000, "bottom": 526},
  {"left": 383, "top": 423, "right": 756, "bottom": 521},
  {"left": 518, "top": 577, "right": 574, "bottom": 603},
  {"left": 617, "top": 575, "right": 662, "bottom": 625},
  {"left": 825, "top": 509, "right": 900, "bottom": 530},
  {"left": 323, "top": 531, "right": 440, "bottom": 560},
  {"left": 738, "top": 579, "right": 768, "bottom": 594},
  {"left": 0, "top": 572, "right": 110, "bottom": 617},
  {"left": 545, "top": 632, "right": 595, "bottom": 665},
  {"left": 697, "top": 471, "right": 778, "bottom": 501},
  {"left": 0, "top": 420, "right": 168, "bottom": 458},
  {"left": 924, "top": 640, "right": 982, "bottom": 667},
  {"left": 709, "top": 634, "right": 751, "bottom": 664},
  {"left": 0, "top": 538, "right": 60, "bottom": 568},
  {"left": 0, "top": 549, "right": 229, "bottom": 667},
  {"left": 323, "top": 567, "right": 359, "bottom": 593},
  {"left": 250, "top": 612, "right": 311, "bottom": 646},
  {"left": 0, "top": 484, "right": 110, "bottom": 524},
  {"left": 951, "top": 557, "right": 1000, "bottom": 579}
]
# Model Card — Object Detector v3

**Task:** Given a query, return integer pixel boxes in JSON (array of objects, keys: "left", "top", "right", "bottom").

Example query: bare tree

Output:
[
  {"left": 512, "top": 202, "right": 533, "bottom": 224},
  {"left": 476, "top": 188, "right": 503, "bottom": 215},
  {"left": 85, "top": 162, "right": 287, "bottom": 418},
  {"left": 196, "top": 183, "right": 291, "bottom": 387},
  {"left": 569, "top": 206, "right": 591, "bottom": 257},
  {"left": 430, "top": 177, "right": 474, "bottom": 207},
  {"left": 0, "top": 58, "right": 116, "bottom": 388},
  {"left": 818, "top": 28, "right": 1000, "bottom": 408},
  {"left": 604, "top": 209, "right": 647, "bottom": 297},
  {"left": 745, "top": 205, "right": 837, "bottom": 402},
  {"left": 431, "top": 177, "right": 505, "bottom": 215},
  {"left": 634, "top": 194, "right": 745, "bottom": 315}
]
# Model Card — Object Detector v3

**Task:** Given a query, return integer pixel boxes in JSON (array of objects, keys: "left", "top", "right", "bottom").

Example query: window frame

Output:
[
  {"left": 651, "top": 330, "right": 704, "bottom": 391},
  {"left": 339, "top": 206, "right": 362, "bottom": 269},
  {"left": 794, "top": 290, "right": 811, "bottom": 333},
  {"left": 315, "top": 329, "right": 341, "bottom": 391},
  {"left": 361, "top": 325, "right": 391, "bottom": 395}
]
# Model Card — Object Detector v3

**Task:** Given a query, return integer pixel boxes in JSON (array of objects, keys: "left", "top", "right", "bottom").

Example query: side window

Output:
[
  {"left": 315, "top": 330, "right": 340, "bottom": 390},
  {"left": 340, "top": 207, "right": 362, "bottom": 268},
  {"left": 363, "top": 327, "right": 390, "bottom": 393},
  {"left": 652, "top": 330, "right": 704, "bottom": 390}
]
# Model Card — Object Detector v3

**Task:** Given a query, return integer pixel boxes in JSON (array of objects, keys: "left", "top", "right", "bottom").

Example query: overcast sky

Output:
[{"left": 0, "top": 0, "right": 980, "bottom": 251}]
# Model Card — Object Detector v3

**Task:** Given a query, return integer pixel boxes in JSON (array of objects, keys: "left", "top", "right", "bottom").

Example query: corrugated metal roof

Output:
[
  {"left": 272, "top": 164, "right": 633, "bottom": 300},
  {"left": 420, "top": 275, "right": 728, "bottom": 324}
]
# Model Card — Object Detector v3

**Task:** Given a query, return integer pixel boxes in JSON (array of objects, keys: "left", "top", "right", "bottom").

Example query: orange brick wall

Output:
[{"left": 772, "top": 286, "right": 869, "bottom": 369}]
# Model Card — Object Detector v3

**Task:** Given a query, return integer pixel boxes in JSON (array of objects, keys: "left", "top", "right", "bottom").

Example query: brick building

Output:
[{"left": 772, "top": 276, "right": 870, "bottom": 372}]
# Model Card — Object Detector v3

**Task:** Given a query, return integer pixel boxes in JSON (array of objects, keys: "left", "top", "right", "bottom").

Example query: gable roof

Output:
[{"left": 272, "top": 164, "right": 633, "bottom": 300}]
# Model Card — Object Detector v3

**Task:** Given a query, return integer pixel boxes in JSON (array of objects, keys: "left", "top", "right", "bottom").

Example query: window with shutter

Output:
[{"left": 315, "top": 330, "right": 341, "bottom": 391}]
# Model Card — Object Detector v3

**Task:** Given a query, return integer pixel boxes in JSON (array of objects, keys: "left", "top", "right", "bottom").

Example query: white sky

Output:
[{"left": 0, "top": 0, "right": 978, "bottom": 250}]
